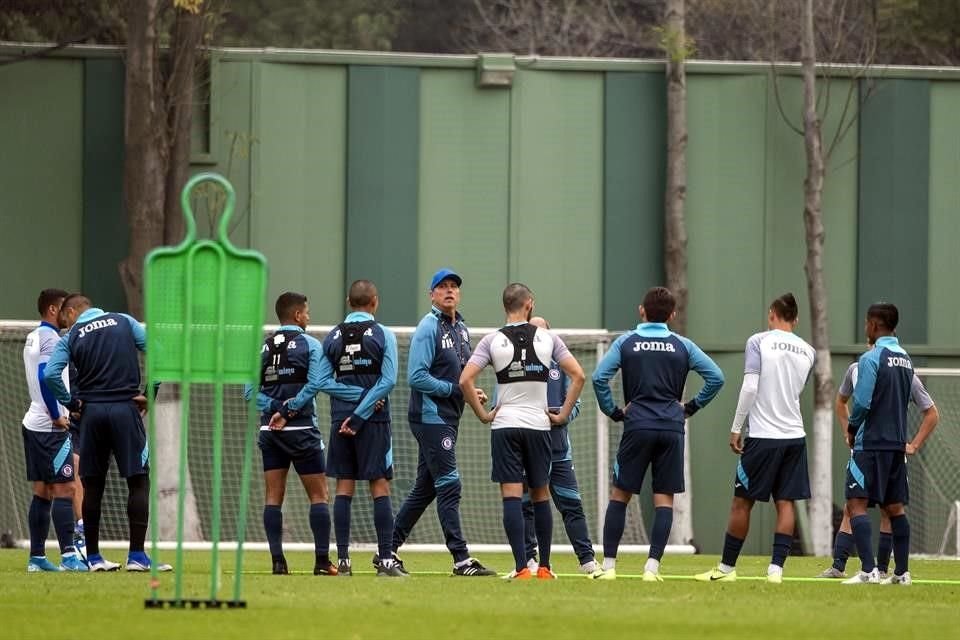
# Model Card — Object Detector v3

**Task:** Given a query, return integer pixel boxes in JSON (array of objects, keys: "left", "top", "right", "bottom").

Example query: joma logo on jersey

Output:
[
  {"left": 887, "top": 356, "right": 913, "bottom": 369},
  {"left": 633, "top": 341, "right": 675, "bottom": 352},
  {"left": 78, "top": 317, "right": 118, "bottom": 338},
  {"left": 441, "top": 334, "right": 454, "bottom": 349},
  {"left": 771, "top": 342, "right": 806, "bottom": 355}
]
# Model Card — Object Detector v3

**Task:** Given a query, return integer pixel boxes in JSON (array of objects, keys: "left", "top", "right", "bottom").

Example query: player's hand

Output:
[
  {"left": 52, "top": 416, "right": 70, "bottom": 430},
  {"left": 475, "top": 388, "right": 489, "bottom": 405},
  {"left": 845, "top": 432, "right": 855, "bottom": 449},
  {"left": 547, "top": 410, "right": 568, "bottom": 426},
  {"left": 374, "top": 398, "right": 385, "bottom": 412},
  {"left": 132, "top": 394, "right": 148, "bottom": 417},
  {"left": 478, "top": 405, "right": 500, "bottom": 425},
  {"left": 729, "top": 431, "right": 743, "bottom": 454},
  {"left": 905, "top": 442, "right": 918, "bottom": 455},
  {"left": 339, "top": 416, "right": 357, "bottom": 436},
  {"left": 269, "top": 412, "right": 287, "bottom": 431}
]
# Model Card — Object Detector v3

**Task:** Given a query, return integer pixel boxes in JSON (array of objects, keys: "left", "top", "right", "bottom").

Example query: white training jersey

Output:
[
  {"left": 22, "top": 323, "right": 69, "bottom": 432},
  {"left": 743, "top": 329, "right": 815, "bottom": 439},
  {"left": 468, "top": 325, "right": 573, "bottom": 431}
]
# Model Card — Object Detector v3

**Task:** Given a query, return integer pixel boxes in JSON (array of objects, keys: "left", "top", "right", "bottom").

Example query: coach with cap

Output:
[{"left": 388, "top": 268, "right": 496, "bottom": 577}]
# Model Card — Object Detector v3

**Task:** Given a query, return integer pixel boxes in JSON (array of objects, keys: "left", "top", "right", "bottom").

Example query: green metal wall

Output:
[{"left": 0, "top": 59, "right": 84, "bottom": 317}]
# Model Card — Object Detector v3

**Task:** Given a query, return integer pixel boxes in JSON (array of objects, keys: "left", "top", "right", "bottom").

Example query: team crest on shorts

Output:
[
  {"left": 441, "top": 437, "right": 454, "bottom": 450},
  {"left": 61, "top": 464, "right": 73, "bottom": 477},
  {"left": 548, "top": 368, "right": 560, "bottom": 380}
]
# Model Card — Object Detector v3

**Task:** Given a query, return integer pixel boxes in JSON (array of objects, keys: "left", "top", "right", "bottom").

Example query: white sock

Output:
[
  {"left": 644, "top": 558, "right": 660, "bottom": 574},
  {"left": 768, "top": 564, "right": 783, "bottom": 576},
  {"left": 602, "top": 557, "right": 617, "bottom": 571},
  {"left": 719, "top": 562, "right": 735, "bottom": 574},
  {"left": 580, "top": 560, "right": 598, "bottom": 573}
]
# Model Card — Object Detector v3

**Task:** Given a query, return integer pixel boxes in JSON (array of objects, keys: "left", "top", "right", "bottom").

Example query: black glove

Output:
[
  {"left": 683, "top": 400, "right": 700, "bottom": 418},
  {"left": 610, "top": 407, "right": 625, "bottom": 422}
]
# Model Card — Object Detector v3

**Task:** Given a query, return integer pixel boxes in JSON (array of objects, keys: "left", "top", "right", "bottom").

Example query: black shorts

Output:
[
  {"left": 734, "top": 437, "right": 810, "bottom": 502},
  {"left": 22, "top": 427, "right": 74, "bottom": 484},
  {"left": 258, "top": 428, "right": 326, "bottom": 475},
  {"left": 491, "top": 428, "right": 552, "bottom": 488},
  {"left": 845, "top": 450, "right": 909, "bottom": 506},
  {"left": 79, "top": 401, "right": 148, "bottom": 478},
  {"left": 68, "top": 417, "right": 81, "bottom": 450},
  {"left": 326, "top": 420, "right": 394, "bottom": 481},
  {"left": 614, "top": 428, "right": 684, "bottom": 495}
]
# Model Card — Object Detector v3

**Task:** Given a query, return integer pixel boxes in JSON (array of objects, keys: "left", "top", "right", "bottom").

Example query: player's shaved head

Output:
[
  {"left": 61, "top": 293, "right": 91, "bottom": 313},
  {"left": 502, "top": 283, "right": 534, "bottom": 313},
  {"left": 530, "top": 316, "right": 550, "bottom": 330},
  {"left": 275, "top": 292, "right": 308, "bottom": 323},
  {"left": 348, "top": 280, "right": 378, "bottom": 309},
  {"left": 37, "top": 288, "right": 68, "bottom": 316}
]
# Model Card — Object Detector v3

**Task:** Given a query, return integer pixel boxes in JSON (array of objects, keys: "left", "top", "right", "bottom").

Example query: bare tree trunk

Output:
[
  {"left": 163, "top": 8, "right": 205, "bottom": 246},
  {"left": 663, "top": 0, "right": 693, "bottom": 546},
  {"left": 801, "top": 0, "right": 834, "bottom": 557},
  {"left": 120, "top": 0, "right": 167, "bottom": 319}
]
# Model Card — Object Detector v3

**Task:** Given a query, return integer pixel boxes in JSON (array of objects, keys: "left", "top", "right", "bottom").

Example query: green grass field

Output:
[{"left": 3, "top": 550, "right": 959, "bottom": 639}]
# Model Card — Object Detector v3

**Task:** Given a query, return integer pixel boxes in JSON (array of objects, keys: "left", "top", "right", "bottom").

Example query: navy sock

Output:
[
  {"left": 771, "top": 532, "right": 793, "bottom": 568},
  {"left": 263, "top": 505, "right": 283, "bottom": 560},
  {"left": 373, "top": 496, "right": 395, "bottom": 562},
  {"left": 309, "top": 502, "right": 330, "bottom": 562},
  {"left": 502, "top": 497, "right": 526, "bottom": 572},
  {"left": 890, "top": 514, "right": 910, "bottom": 575},
  {"left": 81, "top": 475, "right": 106, "bottom": 555},
  {"left": 522, "top": 496, "right": 537, "bottom": 561},
  {"left": 850, "top": 514, "right": 876, "bottom": 572},
  {"left": 533, "top": 500, "right": 553, "bottom": 569},
  {"left": 603, "top": 500, "right": 628, "bottom": 561},
  {"left": 51, "top": 497, "right": 76, "bottom": 555},
  {"left": 28, "top": 496, "right": 51, "bottom": 557},
  {"left": 649, "top": 507, "right": 673, "bottom": 562},
  {"left": 832, "top": 531, "right": 855, "bottom": 571},
  {"left": 334, "top": 495, "right": 352, "bottom": 560},
  {"left": 876, "top": 531, "right": 894, "bottom": 573},
  {"left": 721, "top": 532, "right": 745, "bottom": 568},
  {"left": 126, "top": 474, "right": 149, "bottom": 553}
]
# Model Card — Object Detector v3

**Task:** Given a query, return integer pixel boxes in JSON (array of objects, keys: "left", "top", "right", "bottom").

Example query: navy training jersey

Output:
[
  {"left": 593, "top": 322, "right": 724, "bottom": 432},
  {"left": 259, "top": 327, "right": 316, "bottom": 428},
  {"left": 321, "top": 311, "right": 397, "bottom": 423},
  {"left": 407, "top": 306, "right": 471, "bottom": 425},
  {"left": 848, "top": 336, "right": 913, "bottom": 451},
  {"left": 44, "top": 308, "right": 145, "bottom": 404}
]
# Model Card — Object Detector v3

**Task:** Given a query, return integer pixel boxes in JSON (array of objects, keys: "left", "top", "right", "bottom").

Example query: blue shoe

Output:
[
  {"left": 86, "top": 553, "right": 121, "bottom": 572},
  {"left": 60, "top": 553, "right": 89, "bottom": 572},
  {"left": 126, "top": 551, "right": 172, "bottom": 572},
  {"left": 27, "top": 556, "right": 62, "bottom": 572}
]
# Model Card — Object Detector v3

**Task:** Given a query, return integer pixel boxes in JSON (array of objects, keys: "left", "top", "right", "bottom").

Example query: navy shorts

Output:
[
  {"left": 79, "top": 401, "right": 148, "bottom": 478},
  {"left": 68, "top": 417, "right": 81, "bottom": 451},
  {"left": 734, "top": 437, "right": 810, "bottom": 502},
  {"left": 258, "top": 428, "right": 326, "bottom": 475},
  {"left": 22, "top": 427, "right": 74, "bottom": 484},
  {"left": 326, "top": 420, "right": 394, "bottom": 481},
  {"left": 491, "top": 428, "right": 552, "bottom": 488},
  {"left": 845, "top": 450, "right": 909, "bottom": 506},
  {"left": 614, "top": 428, "right": 684, "bottom": 495},
  {"left": 410, "top": 421, "right": 461, "bottom": 489}
]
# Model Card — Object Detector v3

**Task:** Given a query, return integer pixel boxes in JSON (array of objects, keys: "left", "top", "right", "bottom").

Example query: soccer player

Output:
[
  {"left": 45, "top": 294, "right": 169, "bottom": 572},
  {"left": 391, "top": 268, "right": 495, "bottom": 577},
  {"left": 842, "top": 303, "right": 915, "bottom": 585},
  {"left": 247, "top": 292, "right": 336, "bottom": 576},
  {"left": 461, "top": 284, "right": 586, "bottom": 580},
  {"left": 521, "top": 316, "right": 597, "bottom": 575},
  {"left": 57, "top": 303, "right": 86, "bottom": 556},
  {"left": 591, "top": 286, "right": 724, "bottom": 581},
  {"left": 21, "top": 289, "right": 86, "bottom": 572},
  {"left": 319, "top": 280, "right": 404, "bottom": 578},
  {"left": 819, "top": 347, "right": 938, "bottom": 579},
  {"left": 694, "top": 293, "right": 815, "bottom": 584}
]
